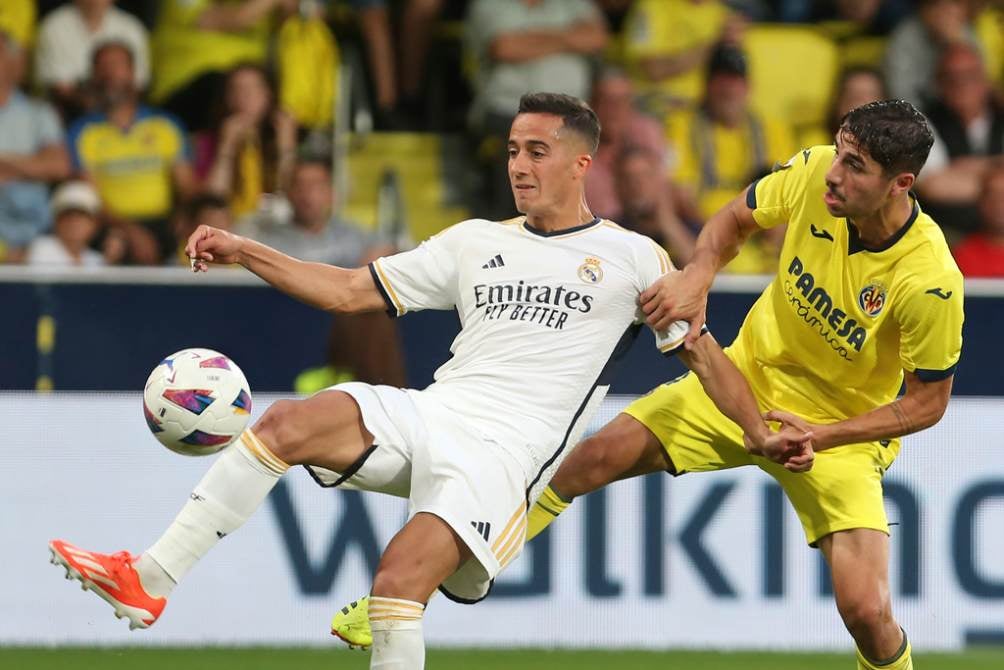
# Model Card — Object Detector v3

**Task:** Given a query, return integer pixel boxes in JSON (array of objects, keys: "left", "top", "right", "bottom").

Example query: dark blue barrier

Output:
[{"left": 2, "top": 272, "right": 1002, "bottom": 395}]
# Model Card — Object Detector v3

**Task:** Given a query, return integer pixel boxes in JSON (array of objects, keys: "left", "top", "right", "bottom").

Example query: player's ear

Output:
[
  {"left": 574, "top": 152, "right": 592, "bottom": 178},
  {"left": 890, "top": 172, "right": 915, "bottom": 197}
]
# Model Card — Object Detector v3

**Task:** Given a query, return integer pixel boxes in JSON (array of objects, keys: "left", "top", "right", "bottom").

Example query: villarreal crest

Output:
[{"left": 858, "top": 282, "right": 887, "bottom": 317}]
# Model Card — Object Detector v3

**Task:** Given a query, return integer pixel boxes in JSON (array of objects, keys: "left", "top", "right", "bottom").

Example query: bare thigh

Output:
[
  {"left": 550, "top": 412, "right": 674, "bottom": 499},
  {"left": 252, "top": 390, "right": 374, "bottom": 472}
]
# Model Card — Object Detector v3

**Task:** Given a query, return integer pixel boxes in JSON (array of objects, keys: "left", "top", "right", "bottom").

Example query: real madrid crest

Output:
[
  {"left": 858, "top": 282, "right": 887, "bottom": 317},
  {"left": 578, "top": 257, "right": 603, "bottom": 284}
]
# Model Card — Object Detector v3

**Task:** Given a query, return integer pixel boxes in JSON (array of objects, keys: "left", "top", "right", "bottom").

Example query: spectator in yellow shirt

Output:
[
  {"left": 68, "top": 42, "right": 196, "bottom": 264},
  {"left": 667, "top": 44, "right": 796, "bottom": 273}
]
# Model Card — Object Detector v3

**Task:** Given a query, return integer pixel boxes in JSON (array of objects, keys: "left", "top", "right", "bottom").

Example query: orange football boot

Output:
[{"left": 49, "top": 539, "right": 166, "bottom": 629}]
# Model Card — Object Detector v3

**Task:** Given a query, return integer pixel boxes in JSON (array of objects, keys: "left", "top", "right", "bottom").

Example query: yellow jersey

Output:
[
  {"left": 732, "top": 145, "right": 964, "bottom": 423},
  {"left": 68, "top": 108, "right": 189, "bottom": 220},
  {"left": 667, "top": 107, "right": 797, "bottom": 273}
]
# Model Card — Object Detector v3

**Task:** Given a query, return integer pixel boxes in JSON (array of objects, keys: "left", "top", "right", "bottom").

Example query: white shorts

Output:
[{"left": 304, "top": 382, "right": 529, "bottom": 603}]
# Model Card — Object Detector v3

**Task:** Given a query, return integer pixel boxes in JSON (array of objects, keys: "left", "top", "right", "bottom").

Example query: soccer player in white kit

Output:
[{"left": 49, "top": 93, "right": 811, "bottom": 669}]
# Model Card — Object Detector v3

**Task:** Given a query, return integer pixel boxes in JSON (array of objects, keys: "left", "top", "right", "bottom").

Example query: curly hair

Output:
[{"left": 838, "top": 100, "right": 934, "bottom": 177}]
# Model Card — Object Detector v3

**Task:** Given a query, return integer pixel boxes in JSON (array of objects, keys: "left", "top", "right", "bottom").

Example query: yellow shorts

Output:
[{"left": 624, "top": 372, "right": 901, "bottom": 547}]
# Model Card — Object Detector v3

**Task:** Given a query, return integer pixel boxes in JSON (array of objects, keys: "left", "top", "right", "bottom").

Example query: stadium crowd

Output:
[{"left": 1, "top": 0, "right": 1003, "bottom": 276}]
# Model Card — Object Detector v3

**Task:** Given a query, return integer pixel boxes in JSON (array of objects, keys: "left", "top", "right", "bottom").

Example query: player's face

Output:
[
  {"left": 823, "top": 132, "right": 897, "bottom": 218},
  {"left": 507, "top": 113, "right": 589, "bottom": 216}
]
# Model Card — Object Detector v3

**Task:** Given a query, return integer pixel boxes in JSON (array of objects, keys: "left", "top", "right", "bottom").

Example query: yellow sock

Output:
[
  {"left": 526, "top": 486, "right": 571, "bottom": 541},
  {"left": 857, "top": 630, "right": 912, "bottom": 670}
]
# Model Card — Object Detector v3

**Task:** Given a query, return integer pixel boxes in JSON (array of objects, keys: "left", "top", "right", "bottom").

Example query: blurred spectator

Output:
[
  {"left": 466, "top": 0, "right": 608, "bottom": 218},
  {"left": 394, "top": 0, "right": 453, "bottom": 125},
  {"left": 917, "top": 42, "right": 1003, "bottom": 237},
  {"left": 614, "top": 146, "right": 695, "bottom": 267},
  {"left": 170, "top": 192, "right": 235, "bottom": 265},
  {"left": 150, "top": 0, "right": 295, "bottom": 132},
  {"left": 68, "top": 42, "right": 196, "bottom": 264},
  {"left": 803, "top": 66, "right": 888, "bottom": 147},
  {"left": 26, "top": 181, "right": 119, "bottom": 267},
  {"left": 827, "top": 67, "right": 888, "bottom": 137},
  {"left": 666, "top": 44, "right": 795, "bottom": 273},
  {"left": 466, "top": 0, "right": 607, "bottom": 127},
  {"left": 348, "top": 0, "right": 405, "bottom": 128},
  {"left": 884, "top": 0, "right": 982, "bottom": 106},
  {"left": 951, "top": 160, "right": 1004, "bottom": 276},
  {"left": 0, "top": 31, "right": 71, "bottom": 264},
  {"left": 622, "top": 0, "right": 745, "bottom": 116},
  {"left": 241, "top": 158, "right": 394, "bottom": 265},
  {"left": 585, "top": 68, "right": 668, "bottom": 222},
  {"left": 593, "top": 0, "right": 636, "bottom": 63},
  {"left": 197, "top": 64, "right": 297, "bottom": 217},
  {"left": 35, "top": 0, "right": 150, "bottom": 121},
  {"left": 238, "top": 157, "right": 406, "bottom": 394}
]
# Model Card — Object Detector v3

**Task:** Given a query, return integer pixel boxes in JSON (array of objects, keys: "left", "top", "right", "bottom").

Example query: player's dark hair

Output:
[
  {"left": 517, "top": 92, "right": 601, "bottom": 155},
  {"left": 838, "top": 100, "right": 934, "bottom": 177}
]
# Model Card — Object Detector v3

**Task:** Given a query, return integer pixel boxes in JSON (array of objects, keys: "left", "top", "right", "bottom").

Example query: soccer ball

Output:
[{"left": 143, "top": 348, "right": 253, "bottom": 456}]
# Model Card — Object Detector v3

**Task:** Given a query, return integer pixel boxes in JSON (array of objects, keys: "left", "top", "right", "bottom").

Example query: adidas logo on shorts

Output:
[{"left": 471, "top": 520, "right": 491, "bottom": 541}]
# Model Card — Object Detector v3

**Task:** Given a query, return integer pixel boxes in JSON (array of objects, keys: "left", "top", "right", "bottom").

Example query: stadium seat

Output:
[
  {"left": 744, "top": 25, "right": 839, "bottom": 139},
  {"left": 839, "top": 36, "right": 887, "bottom": 69},
  {"left": 343, "top": 132, "right": 470, "bottom": 243}
]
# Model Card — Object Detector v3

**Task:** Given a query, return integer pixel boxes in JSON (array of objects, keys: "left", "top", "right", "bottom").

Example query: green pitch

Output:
[{"left": 2, "top": 648, "right": 1002, "bottom": 670}]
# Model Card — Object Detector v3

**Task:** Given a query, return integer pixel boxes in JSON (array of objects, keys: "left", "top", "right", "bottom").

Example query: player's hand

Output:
[
  {"left": 186, "top": 225, "right": 244, "bottom": 272},
  {"left": 639, "top": 268, "right": 711, "bottom": 348},
  {"left": 744, "top": 427, "right": 815, "bottom": 473},
  {"left": 763, "top": 410, "right": 832, "bottom": 451}
]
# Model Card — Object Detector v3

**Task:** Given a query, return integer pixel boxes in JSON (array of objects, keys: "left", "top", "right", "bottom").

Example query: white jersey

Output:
[{"left": 369, "top": 216, "right": 688, "bottom": 495}]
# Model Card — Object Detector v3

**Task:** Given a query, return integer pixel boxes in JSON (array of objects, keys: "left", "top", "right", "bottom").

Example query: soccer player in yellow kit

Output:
[{"left": 527, "top": 100, "right": 963, "bottom": 670}]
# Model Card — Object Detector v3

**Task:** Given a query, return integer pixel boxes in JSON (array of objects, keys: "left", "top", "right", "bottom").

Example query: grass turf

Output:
[{"left": 1, "top": 648, "right": 1002, "bottom": 670}]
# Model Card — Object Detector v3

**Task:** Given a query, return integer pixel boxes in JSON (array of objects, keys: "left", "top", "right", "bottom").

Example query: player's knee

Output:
[
  {"left": 838, "top": 592, "right": 893, "bottom": 637},
  {"left": 370, "top": 565, "right": 413, "bottom": 601},
  {"left": 252, "top": 399, "right": 310, "bottom": 464}
]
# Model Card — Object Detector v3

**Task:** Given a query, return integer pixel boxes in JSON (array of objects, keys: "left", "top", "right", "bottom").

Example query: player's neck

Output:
[
  {"left": 524, "top": 201, "right": 595, "bottom": 233},
  {"left": 850, "top": 193, "right": 914, "bottom": 248}
]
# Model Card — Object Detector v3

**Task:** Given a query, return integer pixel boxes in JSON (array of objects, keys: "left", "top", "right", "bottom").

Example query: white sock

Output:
[
  {"left": 369, "top": 596, "right": 425, "bottom": 670},
  {"left": 141, "top": 430, "right": 288, "bottom": 592}
]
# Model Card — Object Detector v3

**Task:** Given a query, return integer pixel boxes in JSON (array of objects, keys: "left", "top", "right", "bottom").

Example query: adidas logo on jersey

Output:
[
  {"left": 482, "top": 254, "right": 505, "bottom": 269},
  {"left": 471, "top": 521, "right": 491, "bottom": 541}
]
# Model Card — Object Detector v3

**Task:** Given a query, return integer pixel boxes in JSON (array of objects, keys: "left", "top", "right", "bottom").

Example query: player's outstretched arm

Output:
[
  {"left": 765, "top": 371, "right": 953, "bottom": 452},
  {"left": 186, "top": 225, "right": 387, "bottom": 314},
  {"left": 678, "top": 332, "right": 814, "bottom": 472},
  {"left": 640, "top": 189, "right": 760, "bottom": 342}
]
